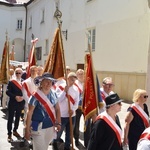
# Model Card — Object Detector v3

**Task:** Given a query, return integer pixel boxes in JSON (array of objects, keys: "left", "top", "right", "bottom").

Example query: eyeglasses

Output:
[
  {"left": 16, "top": 72, "right": 21, "bottom": 75},
  {"left": 144, "top": 95, "right": 148, "bottom": 98},
  {"left": 104, "top": 83, "right": 114, "bottom": 87}
]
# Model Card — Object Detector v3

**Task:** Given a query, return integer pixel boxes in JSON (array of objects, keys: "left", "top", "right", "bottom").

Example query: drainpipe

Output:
[{"left": 24, "top": 3, "right": 28, "bottom": 62}]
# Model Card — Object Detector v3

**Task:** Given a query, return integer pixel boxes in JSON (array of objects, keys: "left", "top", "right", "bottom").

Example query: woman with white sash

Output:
[
  {"left": 87, "top": 93, "right": 123, "bottom": 150},
  {"left": 123, "top": 89, "right": 149, "bottom": 150},
  {"left": 24, "top": 73, "right": 61, "bottom": 150}
]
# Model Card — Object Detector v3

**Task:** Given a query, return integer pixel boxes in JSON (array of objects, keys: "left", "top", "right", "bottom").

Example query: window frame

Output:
[
  {"left": 16, "top": 19, "right": 23, "bottom": 30},
  {"left": 29, "top": 16, "right": 32, "bottom": 29},
  {"left": 86, "top": 27, "right": 96, "bottom": 51},
  {"left": 41, "top": 8, "right": 45, "bottom": 24}
]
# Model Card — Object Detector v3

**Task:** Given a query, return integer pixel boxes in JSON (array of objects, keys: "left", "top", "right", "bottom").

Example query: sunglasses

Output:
[
  {"left": 144, "top": 95, "right": 148, "bottom": 98},
  {"left": 117, "top": 102, "right": 122, "bottom": 106},
  {"left": 16, "top": 72, "right": 21, "bottom": 75},
  {"left": 104, "top": 84, "right": 114, "bottom": 87}
]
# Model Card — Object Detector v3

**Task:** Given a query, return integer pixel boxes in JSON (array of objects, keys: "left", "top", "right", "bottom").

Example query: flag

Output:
[
  {"left": 0, "top": 40, "right": 10, "bottom": 84},
  {"left": 43, "top": 28, "right": 64, "bottom": 79},
  {"left": 9, "top": 44, "right": 15, "bottom": 61},
  {"left": 82, "top": 54, "right": 98, "bottom": 121},
  {"left": 96, "top": 74, "right": 103, "bottom": 108},
  {"left": 26, "top": 38, "right": 38, "bottom": 78}
]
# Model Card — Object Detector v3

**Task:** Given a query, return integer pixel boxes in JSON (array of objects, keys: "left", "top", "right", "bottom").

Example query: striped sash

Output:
[
  {"left": 96, "top": 111, "right": 122, "bottom": 146},
  {"left": 131, "top": 103, "right": 149, "bottom": 128},
  {"left": 33, "top": 89, "right": 56, "bottom": 125}
]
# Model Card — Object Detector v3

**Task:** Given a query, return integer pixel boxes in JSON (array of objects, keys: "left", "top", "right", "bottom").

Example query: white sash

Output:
[
  {"left": 131, "top": 103, "right": 149, "bottom": 127},
  {"left": 97, "top": 111, "right": 122, "bottom": 145},
  {"left": 34, "top": 89, "right": 56, "bottom": 124}
]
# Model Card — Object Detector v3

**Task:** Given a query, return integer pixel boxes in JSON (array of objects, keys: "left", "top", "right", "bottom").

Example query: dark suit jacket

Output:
[{"left": 6, "top": 79, "right": 25, "bottom": 109}]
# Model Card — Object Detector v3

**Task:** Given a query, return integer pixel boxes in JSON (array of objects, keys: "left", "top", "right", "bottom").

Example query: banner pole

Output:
[{"left": 54, "top": 6, "right": 74, "bottom": 150}]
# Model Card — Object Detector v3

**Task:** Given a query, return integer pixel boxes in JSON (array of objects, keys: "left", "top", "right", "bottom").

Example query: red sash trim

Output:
[
  {"left": 11, "top": 80, "right": 22, "bottom": 90},
  {"left": 96, "top": 115, "right": 122, "bottom": 145},
  {"left": 140, "top": 132, "right": 150, "bottom": 141},
  {"left": 132, "top": 105, "right": 149, "bottom": 128},
  {"left": 59, "top": 85, "right": 64, "bottom": 91},
  {"left": 66, "top": 94, "right": 75, "bottom": 105},
  {"left": 23, "top": 82, "right": 31, "bottom": 97},
  {"left": 53, "top": 85, "right": 56, "bottom": 90},
  {"left": 74, "top": 83, "right": 82, "bottom": 94},
  {"left": 58, "top": 86, "right": 75, "bottom": 105},
  {"left": 33, "top": 92, "right": 56, "bottom": 125},
  {"left": 101, "top": 92, "right": 106, "bottom": 101}
]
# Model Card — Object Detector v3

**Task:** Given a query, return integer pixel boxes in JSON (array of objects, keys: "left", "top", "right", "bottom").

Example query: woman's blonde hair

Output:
[{"left": 133, "top": 89, "right": 147, "bottom": 102}]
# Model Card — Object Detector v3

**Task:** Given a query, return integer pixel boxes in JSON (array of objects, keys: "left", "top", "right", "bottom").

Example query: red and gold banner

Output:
[
  {"left": 26, "top": 38, "right": 37, "bottom": 78},
  {"left": 82, "top": 54, "right": 98, "bottom": 121},
  {"left": 43, "top": 28, "right": 64, "bottom": 79},
  {"left": 0, "top": 40, "right": 10, "bottom": 84},
  {"left": 9, "top": 45, "right": 15, "bottom": 61}
]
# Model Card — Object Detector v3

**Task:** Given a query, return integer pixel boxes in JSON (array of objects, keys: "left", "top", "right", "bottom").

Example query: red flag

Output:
[
  {"left": 26, "top": 38, "right": 38, "bottom": 78},
  {"left": 82, "top": 54, "right": 98, "bottom": 121},
  {"left": 43, "top": 28, "right": 64, "bottom": 78},
  {"left": 0, "top": 40, "right": 10, "bottom": 84}
]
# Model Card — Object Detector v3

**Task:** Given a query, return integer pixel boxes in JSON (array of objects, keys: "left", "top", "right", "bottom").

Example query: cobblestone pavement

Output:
[{"left": 0, "top": 102, "right": 130, "bottom": 150}]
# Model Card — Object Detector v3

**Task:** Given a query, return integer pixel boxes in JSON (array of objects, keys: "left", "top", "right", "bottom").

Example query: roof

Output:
[{"left": 0, "top": 0, "right": 30, "bottom": 4}]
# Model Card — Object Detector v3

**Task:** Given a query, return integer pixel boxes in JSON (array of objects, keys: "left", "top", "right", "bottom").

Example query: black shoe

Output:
[
  {"left": 52, "top": 141, "right": 59, "bottom": 150},
  {"left": 29, "top": 143, "right": 33, "bottom": 149},
  {"left": 58, "top": 138, "right": 64, "bottom": 143},
  {"left": 13, "top": 131, "right": 21, "bottom": 139},
  {"left": 75, "top": 139, "right": 79, "bottom": 146},
  {"left": 7, "top": 135, "right": 13, "bottom": 143},
  {"left": 64, "top": 147, "right": 70, "bottom": 150}
]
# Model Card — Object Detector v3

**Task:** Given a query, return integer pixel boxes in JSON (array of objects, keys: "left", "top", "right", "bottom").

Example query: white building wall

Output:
[
  {"left": 0, "top": 4, "right": 25, "bottom": 62},
  {"left": 1, "top": 0, "right": 149, "bottom": 71},
  {"left": 26, "top": 0, "right": 57, "bottom": 66},
  {"left": 60, "top": 0, "right": 150, "bottom": 72}
]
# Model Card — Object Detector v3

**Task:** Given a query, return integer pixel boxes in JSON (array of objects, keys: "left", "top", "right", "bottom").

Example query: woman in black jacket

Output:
[{"left": 87, "top": 93, "right": 123, "bottom": 150}]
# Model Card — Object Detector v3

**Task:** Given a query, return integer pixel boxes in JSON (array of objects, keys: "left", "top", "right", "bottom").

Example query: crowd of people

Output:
[{"left": 0, "top": 64, "right": 150, "bottom": 150}]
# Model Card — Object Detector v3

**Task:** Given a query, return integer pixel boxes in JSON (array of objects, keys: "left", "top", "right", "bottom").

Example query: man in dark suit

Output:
[{"left": 6, "top": 67, "right": 25, "bottom": 142}]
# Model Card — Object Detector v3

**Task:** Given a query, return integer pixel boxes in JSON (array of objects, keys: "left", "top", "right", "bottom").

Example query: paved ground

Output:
[{"left": 0, "top": 101, "right": 130, "bottom": 150}]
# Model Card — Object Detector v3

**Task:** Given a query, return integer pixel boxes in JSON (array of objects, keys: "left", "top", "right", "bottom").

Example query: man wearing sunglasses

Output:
[{"left": 6, "top": 67, "right": 25, "bottom": 142}]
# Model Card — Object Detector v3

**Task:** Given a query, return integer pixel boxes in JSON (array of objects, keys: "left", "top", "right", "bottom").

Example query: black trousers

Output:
[
  {"left": 73, "top": 109, "right": 91, "bottom": 148},
  {"left": 7, "top": 103, "right": 22, "bottom": 136}
]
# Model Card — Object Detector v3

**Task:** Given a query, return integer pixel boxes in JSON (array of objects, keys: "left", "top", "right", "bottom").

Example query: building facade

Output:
[{"left": 0, "top": 0, "right": 150, "bottom": 103}]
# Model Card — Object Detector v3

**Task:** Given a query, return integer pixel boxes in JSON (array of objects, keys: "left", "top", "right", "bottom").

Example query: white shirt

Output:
[
  {"left": 22, "top": 77, "right": 37, "bottom": 108},
  {"left": 99, "top": 87, "right": 114, "bottom": 113},
  {"left": 56, "top": 81, "right": 79, "bottom": 117}
]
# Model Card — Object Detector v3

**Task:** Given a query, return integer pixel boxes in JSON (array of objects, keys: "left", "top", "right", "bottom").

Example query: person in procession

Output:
[
  {"left": 73, "top": 69, "right": 84, "bottom": 146},
  {"left": 87, "top": 93, "right": 123, "bottom": 150},
  {"left": 24, "top": 72, "right": 61, "bottom": 150},
  {"left": 123, "top": 89, "right": 149, "bottom": 150},
  {"left": 99, "top": 77, "right": 114, "bottom": 113},
  {"left": 37, "top": 65, "right": 44, "bottom": 76},
  {"left": 53, "top": 72, "right": 80, "bottom": 150},
  {"left": 137, "top": 126, "right": 150, "bottom": 150},
  {"left": 6, "top": 67, "right": 25, "bottom": 142},
  {"left": 22, "top": 65, "right": 38, "bottom": 120}
]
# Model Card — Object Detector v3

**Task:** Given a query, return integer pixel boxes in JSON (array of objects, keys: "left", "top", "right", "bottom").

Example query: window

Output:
[
  {"left": 17, "top": 19, "right": 22, "bottom": 30},
  {"left": 41, "top": 9, "right": 45, "bottom": 23},
  {"left": 29, "top": 16, "right": 32, "bottom": 29},
  {"left": 77, "top": 64, "right": 84, "bottom": 70},
  {"left": 86, "top": 28, "right": 96, "bottom": 51},
  {"left": 44, "top": 39, "right": 49, "bottom": 55},
  {"left": 36, "top": 47, "right": 42, "bottom": 60}
]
